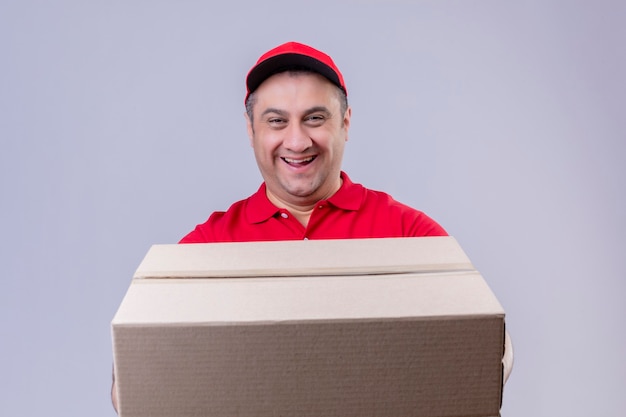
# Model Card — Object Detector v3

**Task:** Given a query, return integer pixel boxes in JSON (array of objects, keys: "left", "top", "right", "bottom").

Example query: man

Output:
[
  {"left": 112, "top": 41, "right": 512, "bottom": 413},
  {"left": 179, "top": 41, "right": 447, "bottom": 243}
]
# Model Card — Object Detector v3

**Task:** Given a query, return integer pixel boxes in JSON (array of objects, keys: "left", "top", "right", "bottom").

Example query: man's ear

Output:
[
  {"left": 343, "top": 106, "right": 352, "bottom": 142},
  {"left": 244, "top": 112, "right": 254, "bottom": 146}
]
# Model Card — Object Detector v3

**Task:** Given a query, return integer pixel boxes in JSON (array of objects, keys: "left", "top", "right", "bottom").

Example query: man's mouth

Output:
[{"left": 281, "top": 156, "right": 316, "bottom": 166}]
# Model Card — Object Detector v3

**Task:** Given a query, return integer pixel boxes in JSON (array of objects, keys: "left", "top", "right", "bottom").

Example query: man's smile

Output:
[{"left": 281, "top": 156, "right": 317, "bottom": 166}]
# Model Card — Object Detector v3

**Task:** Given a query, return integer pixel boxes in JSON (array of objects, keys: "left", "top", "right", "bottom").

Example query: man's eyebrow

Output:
[
  {"left": 261, "top": 108, "right": 287, "bottom": 117},
  {"left": 260, "top": 106, "right": 332, "bottom": 118},
  {"left": 304, "top": 106, "right": 332, "bottom": 116}
]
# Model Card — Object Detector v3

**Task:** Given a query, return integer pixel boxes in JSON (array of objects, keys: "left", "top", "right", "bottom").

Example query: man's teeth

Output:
[{"left": 283, "top": 156, "right": 315, "bottom": 164}]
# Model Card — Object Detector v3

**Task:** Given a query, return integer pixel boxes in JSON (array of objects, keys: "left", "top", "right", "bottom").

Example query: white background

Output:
[{"left": 1, "top": 1, "right": 624, "bottom": 416}]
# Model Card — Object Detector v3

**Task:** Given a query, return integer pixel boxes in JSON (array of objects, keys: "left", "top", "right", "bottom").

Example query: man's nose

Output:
[{"left": 283, "top": 123, "right": 312, "bottom": 152}]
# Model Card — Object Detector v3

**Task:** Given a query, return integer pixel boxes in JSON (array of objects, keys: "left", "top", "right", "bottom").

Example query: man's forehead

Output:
[{"left": 253, "top": 73, "right": 341, "bottom": 109}]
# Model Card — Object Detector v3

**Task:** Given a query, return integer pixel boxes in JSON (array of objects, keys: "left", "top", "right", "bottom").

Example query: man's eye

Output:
[
  {"left": 267, "top": 118, "right": 286, "bottom": 126},
  {"left": 305, "top": 115, "right": 326, "bottom": 125}
]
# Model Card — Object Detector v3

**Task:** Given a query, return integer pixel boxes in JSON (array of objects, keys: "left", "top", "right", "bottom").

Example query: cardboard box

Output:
[{"left": 112, "top": 237, "right": 505, "bottom": 417}]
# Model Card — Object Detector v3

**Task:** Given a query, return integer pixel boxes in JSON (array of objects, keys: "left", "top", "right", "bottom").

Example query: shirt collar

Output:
[
  {"left": 247, "top": 182, "right": 281, "bottom": 224},
  {"left": 246, "top": 171, "right": 365, "bottom": 224},
  {"left": 327, "top": 171, "right": 364, "bottom": 211}
]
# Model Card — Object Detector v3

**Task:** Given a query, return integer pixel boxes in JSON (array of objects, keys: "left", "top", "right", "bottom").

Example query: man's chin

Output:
[
  {"left": 278, "top": 181, "right": 322, "bottom": 202},
  {"left": 283, "top": 187, "right": 317, "bottom": 199},
  {"left": 276, "top": 176, "right": 314, "bottom": 193}
]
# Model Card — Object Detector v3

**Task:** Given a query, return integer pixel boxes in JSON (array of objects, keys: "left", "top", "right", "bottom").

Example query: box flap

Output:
[
  {"left": 113, "top": 271, "right": 503, "bottom": 326},
  {"left": 134, "top": 236, "right": 473, "bottom": 279}
]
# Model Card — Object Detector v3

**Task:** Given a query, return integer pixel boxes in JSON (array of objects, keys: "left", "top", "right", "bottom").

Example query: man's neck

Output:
[
  {"left": 285, "top": 206, "right": 316, "bottom": 227},
  {"left": 267, "top": 177, "right": 343, "bottom": 227},
  {"left": 266, "top": 194, "right": 322, "bottom": 227}
]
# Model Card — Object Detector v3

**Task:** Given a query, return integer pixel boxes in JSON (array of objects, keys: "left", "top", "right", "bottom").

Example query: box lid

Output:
[
  {"left": 133, "top": 236, "right": 474, "bottom": 279},
  {"left": 112, "top": 271, "right": 504, "bottom": 326}
]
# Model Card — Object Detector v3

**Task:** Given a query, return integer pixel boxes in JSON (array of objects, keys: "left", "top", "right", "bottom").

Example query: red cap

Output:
[{"left": 245, "top": 41, "right": 347, "bottom": 103}]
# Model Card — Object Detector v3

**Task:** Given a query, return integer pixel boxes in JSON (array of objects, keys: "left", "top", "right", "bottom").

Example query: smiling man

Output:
[{"left": 179, "top": 41, "right": 447, "bottom": 243}]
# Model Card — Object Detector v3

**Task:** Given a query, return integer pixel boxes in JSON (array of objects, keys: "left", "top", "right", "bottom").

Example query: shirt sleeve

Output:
[{"left": 407, "top": 211, "right": 449, "bottom": 237}]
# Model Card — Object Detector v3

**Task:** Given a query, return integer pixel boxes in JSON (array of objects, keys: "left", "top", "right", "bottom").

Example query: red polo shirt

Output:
[{"left": 179, "top": 172, "right": 447, "bottom": 243}]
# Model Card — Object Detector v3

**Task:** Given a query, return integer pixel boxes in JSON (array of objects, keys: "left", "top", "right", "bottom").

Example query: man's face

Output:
[{"left": 246, "top": 71, "right": 351, "bottom": 209}]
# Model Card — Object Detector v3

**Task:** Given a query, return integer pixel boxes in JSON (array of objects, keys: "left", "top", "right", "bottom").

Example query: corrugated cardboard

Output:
[{"left": 112, "top": 236, "right": 505, "bottom": 417}]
